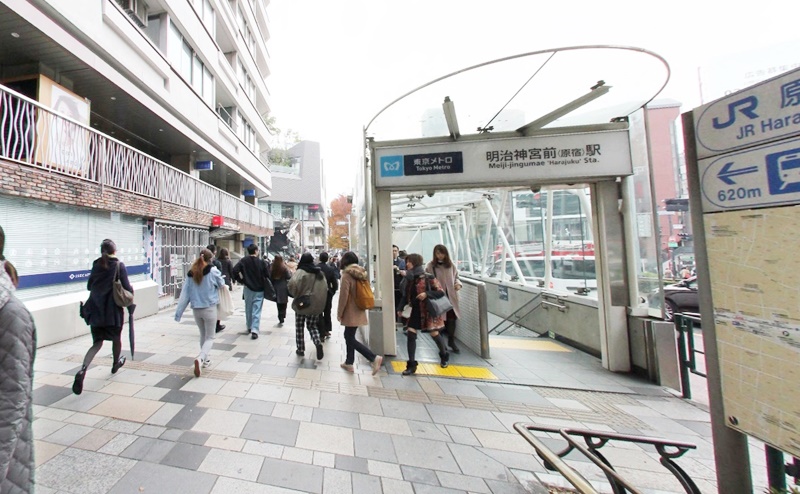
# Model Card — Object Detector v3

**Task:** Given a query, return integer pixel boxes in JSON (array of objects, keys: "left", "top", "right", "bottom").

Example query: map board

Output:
[
  {"left": 693, "top": 67, "right": 800, "bottom": 457},
  {"left": 704, "top": 207, "right": 800, "bottom": 456}
]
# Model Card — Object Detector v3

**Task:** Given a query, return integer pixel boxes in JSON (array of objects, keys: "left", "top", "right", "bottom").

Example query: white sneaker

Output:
[
  {"left": 202, "top": 359, "right": 211, "bottom": 368},
  {"left": 372, "top": 355, "right": 384, "bottom": 376}
]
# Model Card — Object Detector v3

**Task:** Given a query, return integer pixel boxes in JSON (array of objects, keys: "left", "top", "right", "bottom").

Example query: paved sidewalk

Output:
[{"left": 30, "top": 290, "right": 769, "bottom": 493}]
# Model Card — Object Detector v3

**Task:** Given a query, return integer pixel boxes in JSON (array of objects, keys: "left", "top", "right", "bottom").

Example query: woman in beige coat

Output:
[
  {"left": 337, "top": 251, "right": 383, "bottom": 375},
  {"left": 426, "top": 244, "right": 462, "bottom": 353}
]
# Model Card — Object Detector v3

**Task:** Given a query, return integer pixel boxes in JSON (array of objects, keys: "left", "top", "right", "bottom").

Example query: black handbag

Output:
[
  {"left": 259, "top": 258, "right": 276, "bottom": 301},
  {"left": 263, "top": 275, "right": 277, "bottom": 301},
  {"left": 425, "top": 278, "right": 453, "bottom": 317},
  {"left": 79, "top": 299, "right": 91, "bottom": 325}
]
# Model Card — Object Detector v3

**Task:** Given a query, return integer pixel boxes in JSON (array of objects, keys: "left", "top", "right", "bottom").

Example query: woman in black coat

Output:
[
  {"left": 73, "top": 239, "right": 133, "bottom": 395},
  {"left": 270, "top": 255, "right": 292, "bottom": 327}
]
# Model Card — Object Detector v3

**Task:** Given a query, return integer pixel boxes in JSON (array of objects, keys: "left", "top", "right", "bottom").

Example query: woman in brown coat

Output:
[
  {"left": 337, "top": 252, "right": 383, "bottom": 375},
  {"left": 398, "top": 253, "right": 449, "bottom": 375},
  {"left": 425, "top": 244, "right": 462, "bottom": 353}
]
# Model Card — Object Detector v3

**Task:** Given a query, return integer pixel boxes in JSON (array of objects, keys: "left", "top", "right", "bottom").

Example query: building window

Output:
[
  {"left": 281, "top": 204, "right": 295, "bottom": 219},
  {"left": 237, "top": 60, "right": 256, "bottom": 101},
  {"left": 236, "top": 4, "right": 256, "bottom": 55},
  {"left": 167, "top": 21, "right": 214, "bottom": 105},
  {"left": 237, "top": 113, "right": 256, "bottom": 152},
  {"left": 192, "top": 0, "right": 215, "bottom": 36}
]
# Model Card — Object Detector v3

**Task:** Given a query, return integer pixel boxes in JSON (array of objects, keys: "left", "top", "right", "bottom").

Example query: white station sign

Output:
[
  {"left": 695, "top": 67, "right": 800, "bottom": 160},
  {"left": 374, "top": 130, "right": 632, "bottom": 190}
]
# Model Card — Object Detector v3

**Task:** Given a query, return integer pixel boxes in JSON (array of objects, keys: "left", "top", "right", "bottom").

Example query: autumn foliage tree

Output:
[{"left": 327, "top": 194, "right": 352, "bottom": 250}]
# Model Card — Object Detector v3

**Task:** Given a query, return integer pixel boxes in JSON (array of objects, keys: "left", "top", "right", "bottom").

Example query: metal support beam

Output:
[
  {"left": 443, "top": 96, "right": 460, "bottom": 140},
  {"left": 517, "top": 83, "right": 611, "bottom": 135}
]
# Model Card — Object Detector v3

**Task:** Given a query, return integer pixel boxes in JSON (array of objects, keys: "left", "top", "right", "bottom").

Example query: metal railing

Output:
[
  {"left": 514, "top": 423, "right": 700, "bottom": 494},
  {"left": 1, "top": 84, "right": 272, "bottom": 230},
  {"left": 674, "top": 313, "right": 705, "bottom": 400}
]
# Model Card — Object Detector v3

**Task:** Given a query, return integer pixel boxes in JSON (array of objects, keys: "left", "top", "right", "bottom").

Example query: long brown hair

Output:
[
  {"left": 191, "top": 249, "right": 213, "bottom": 284},
  {"left": 0, "top": 226, "right": 18, "bottom": 287},
  {"left": 432, "top": 244, "right": 452, "bottom": 268},
  {"left": 271, "top": 255, "right": 287, "bottom": 279}
]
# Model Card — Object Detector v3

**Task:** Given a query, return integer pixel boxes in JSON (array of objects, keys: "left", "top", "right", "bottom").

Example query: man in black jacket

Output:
[
  {"left": 317, "top": 252, "right": 338, "bottom": 340},
  {"left": 231, "top": 244, "right": 270, "bottom": 339},
  {"left": 207, "top": 244, "right": 225, "bottom": 333}
]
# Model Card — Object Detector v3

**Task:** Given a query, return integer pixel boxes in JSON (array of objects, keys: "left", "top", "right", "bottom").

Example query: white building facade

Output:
[{"left": 0, "top": 0, "right": 275, "bottom": 345}]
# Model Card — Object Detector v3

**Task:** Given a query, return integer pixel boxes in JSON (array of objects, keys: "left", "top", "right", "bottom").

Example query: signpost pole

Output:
[{"left": 683, "top": 111, "right": 753, "bottom": 492}]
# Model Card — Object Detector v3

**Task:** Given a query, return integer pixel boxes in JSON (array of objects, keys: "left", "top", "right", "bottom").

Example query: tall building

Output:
[
  {"left": 260, "top": 140, "right": 326, "bottom": 256},
  {"left": 644, "top": 100, "right": 689, "bottom": 276},
  {"left": 0, "top": 0, "right": 274, "bottom": 344}
]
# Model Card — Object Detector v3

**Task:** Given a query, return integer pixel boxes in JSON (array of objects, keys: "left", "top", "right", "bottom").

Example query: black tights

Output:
[{"left": 82, "top": 336, "right": 122, "bottom": 369}]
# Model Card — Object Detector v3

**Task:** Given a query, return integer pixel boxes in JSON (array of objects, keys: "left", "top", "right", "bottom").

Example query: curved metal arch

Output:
[{"left": 364, "top": 44, "right": 671, "bottom": 135}]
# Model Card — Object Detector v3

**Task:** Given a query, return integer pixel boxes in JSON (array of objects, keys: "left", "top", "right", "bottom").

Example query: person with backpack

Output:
[
  {"left": 231, "top": 244, "right": 270, "bottom": 339},
  {"left": 337, "top": 251, "right": 383, "bottom": 375},
  {"left": 317, "top": 251, "right": 338, "bottom": 341},
  {"left": 287, "top": 253, "right": 327, "bottom": 360},
  {"left": 398, "top": 253, "right": 449, "bottom": 375}
]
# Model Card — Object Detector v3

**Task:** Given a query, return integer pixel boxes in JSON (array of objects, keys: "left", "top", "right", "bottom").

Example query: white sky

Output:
[{"left": 266, "top": 0, "right": 799, "bottom": 201}]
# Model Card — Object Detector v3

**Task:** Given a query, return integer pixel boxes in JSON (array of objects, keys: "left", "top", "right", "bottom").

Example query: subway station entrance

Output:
[{"left": 355, "top": 46, "right": 675, "bottom": 378}]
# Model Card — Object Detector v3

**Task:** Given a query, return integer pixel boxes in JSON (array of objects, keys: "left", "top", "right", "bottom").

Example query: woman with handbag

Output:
[
  {"left": 270, "top": 255, "right": 292, "bottom": 327},
  {"left": 426, "top": 244, "right": 462, "bottom": 353},
  {"left": 174, "top": 249, "right": 225, "bottom": 377},
  {"left": 398, "top": 253, "right": 449, "bottom": 376},
  {"left": 73, "top": 239, "right": 133, "bottom": 395},
  {"left": 337, "top": 251, "right": 383, "bottom": 375}
]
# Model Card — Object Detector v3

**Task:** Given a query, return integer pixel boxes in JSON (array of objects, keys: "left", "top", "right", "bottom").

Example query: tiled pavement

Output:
[{"left": 31, "top": 289, "right": 770, "bottom": 493}]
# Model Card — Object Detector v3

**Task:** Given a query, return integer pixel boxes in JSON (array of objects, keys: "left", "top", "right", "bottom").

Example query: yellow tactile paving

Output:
[
  {"left": 489, "top": 338, "right": 572, "bottom": 352},
  {"left": 390, "top": 360, "right": 499, "bottom": 380}
]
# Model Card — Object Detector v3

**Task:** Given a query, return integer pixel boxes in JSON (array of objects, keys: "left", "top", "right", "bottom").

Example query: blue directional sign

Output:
[
  {"left": 695, "top": 67, "right": 800, "bottom": 160},
  {"left": 700, "top": 136, "right": 800, "bottom": 212}
]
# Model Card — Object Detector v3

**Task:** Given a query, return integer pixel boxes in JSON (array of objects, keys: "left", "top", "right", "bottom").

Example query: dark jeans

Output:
[
  {"left": 276, "top": 302, "right": 287, "bottom": 323},
  {"left": 344, "top": 326, "right": 376, "bottom": 365},
  {"left": 320, "top": 292, "right": 334, "bottom": 335}
]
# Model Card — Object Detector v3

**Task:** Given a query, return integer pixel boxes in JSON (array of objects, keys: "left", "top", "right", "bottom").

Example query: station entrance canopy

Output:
[
  {"left": 363, "top": 46, "right": 671, "bottom": 367},
  {"left": 366, "top": 45, "right": 670, "bottom": 192}
]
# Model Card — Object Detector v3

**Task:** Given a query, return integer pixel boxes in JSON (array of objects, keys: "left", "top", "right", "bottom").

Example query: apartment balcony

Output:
[{"left": 0, "top": 84, "right": 273, "bottom": 231}]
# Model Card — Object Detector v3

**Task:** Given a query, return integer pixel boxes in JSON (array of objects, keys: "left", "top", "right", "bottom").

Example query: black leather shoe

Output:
[
  {"left": 440, "top": 352, "right": 449, "bottom": 368},
  {"left": 295, "top": 349, "right": 304, "bottom": 356},
  {"left": 216, "top": 324, "right": 226, "bottom": 333},
  {"left": 251, "top": 332, "right": 259, "bottom": 340},
  {"left": 316, "top": 343, "right": 324, "bottom": 360},
  {"left": 449, "top": 341, "right": 460, "bottom": 354},
  {"left": 112, "top": 356, "right": 126, "bottom": 374},
  {"left": 73, "top": 367, "right": 86, "bottom": 395},
  {"left": 402, "top": 367, "right": 416, "bottom": 376}
]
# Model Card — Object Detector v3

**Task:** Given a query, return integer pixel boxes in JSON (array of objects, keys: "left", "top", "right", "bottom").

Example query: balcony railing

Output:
[{"left": 0, "top": 84, "right": 272, "bottom": 230}]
